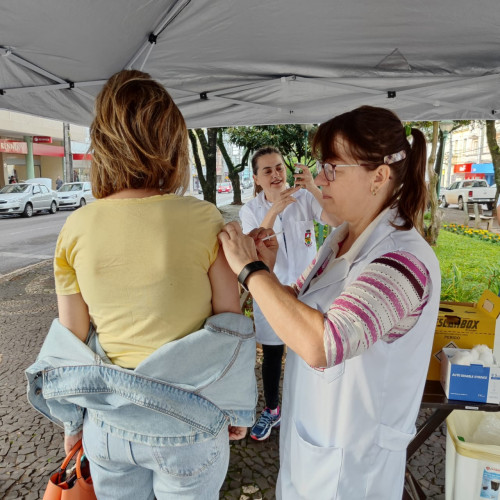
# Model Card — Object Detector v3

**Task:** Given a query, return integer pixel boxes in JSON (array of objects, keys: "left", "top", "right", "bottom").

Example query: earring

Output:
[{"left": 372, "top": 189, "right": 377, "bottom": 196}]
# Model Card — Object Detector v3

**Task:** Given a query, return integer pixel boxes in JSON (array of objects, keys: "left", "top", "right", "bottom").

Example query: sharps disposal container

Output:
[{"left": 446, "top": 410, "right": 500, "bottom": 500}]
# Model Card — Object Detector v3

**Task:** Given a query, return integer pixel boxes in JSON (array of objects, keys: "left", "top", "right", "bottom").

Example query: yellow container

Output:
[{"left": 427, "top": 290, "right": 500, "bottom": 381}]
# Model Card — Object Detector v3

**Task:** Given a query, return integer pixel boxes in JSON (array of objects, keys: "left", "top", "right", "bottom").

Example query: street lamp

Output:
[{"left": 438, "top": 120, "right": 454, "bottom": 198}]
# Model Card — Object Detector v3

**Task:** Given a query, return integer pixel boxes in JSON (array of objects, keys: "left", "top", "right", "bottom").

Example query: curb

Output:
[{"left": 0, "top": 258, "right": 52, "bottom": 283}]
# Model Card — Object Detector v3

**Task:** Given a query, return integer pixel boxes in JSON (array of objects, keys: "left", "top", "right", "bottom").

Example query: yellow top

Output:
[{"left": 54, "top": 194, "right": 223, "bottom": 368}]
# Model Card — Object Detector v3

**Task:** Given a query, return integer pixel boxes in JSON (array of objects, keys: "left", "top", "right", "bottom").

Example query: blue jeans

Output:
[{"left": 82, "top": 416, "right": 230, "bottom": 499}]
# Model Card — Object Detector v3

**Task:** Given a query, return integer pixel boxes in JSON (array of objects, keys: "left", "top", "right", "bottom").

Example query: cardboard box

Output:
[
  {"left": 427, "top": 290, "right": 500, "bottom": 380},
  {"left": 440, "top": 348, "right": 500, "bottom": 404}
]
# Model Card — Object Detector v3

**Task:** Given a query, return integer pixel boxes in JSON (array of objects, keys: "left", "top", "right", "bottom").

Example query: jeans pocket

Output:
[
  {"left": 290, "top": 420, "right": 342, "bottom": 500},
  {"left": 152, "top": 436, "right": 224, "bottom": 478},
  {"left": 82, "top": 417, "right": 110, "bottom": 462}
]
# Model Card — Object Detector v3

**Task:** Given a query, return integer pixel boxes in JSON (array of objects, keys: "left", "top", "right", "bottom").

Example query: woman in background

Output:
[{"left": 239, "top": 146, "right": 337, "bottom": 441}]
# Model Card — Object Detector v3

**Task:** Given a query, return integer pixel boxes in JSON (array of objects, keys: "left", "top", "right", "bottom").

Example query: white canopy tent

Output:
[{"left": 0, "top": 0, "right": 499, "bottom": 128}]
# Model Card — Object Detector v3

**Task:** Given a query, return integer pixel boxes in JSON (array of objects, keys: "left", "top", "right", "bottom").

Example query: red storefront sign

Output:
[
  {"left": 73, "top": 153, "right": 92, "bottom": 161},
  {"left": 453, "top": 163, "right": 472, "bottom": 173},
  {"left": 0, "top": 140, "right": 90, "bottom": 159},
  {"left": 33, "top": 136, "right": 52, "bottom": 143},
  {"left": 32, "top": 143, "right": 64, "bottom": 157},
  {"left": 0, "top": 141, "right": 28, "bottom": 154}
]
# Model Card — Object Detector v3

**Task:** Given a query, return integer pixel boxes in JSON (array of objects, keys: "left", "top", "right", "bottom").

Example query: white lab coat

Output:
[
  {"left": 239, "top": 189, "right": 324, "bottom": 345},
  {"left": 276, "top": 208, "right": 441, "bottom": 500}
]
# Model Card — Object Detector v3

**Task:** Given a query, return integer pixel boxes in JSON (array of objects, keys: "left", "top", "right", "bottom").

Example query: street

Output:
[
  {"left": 0, "top": 191, "right": 247, "bottom": 277},
  {"left": 0, "top": 210, "right": 70, "bottom": 276}
]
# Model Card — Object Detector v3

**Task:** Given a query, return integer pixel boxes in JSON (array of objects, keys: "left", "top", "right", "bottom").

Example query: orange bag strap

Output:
[
  {"left": 59, "top": 439, "right": 83, "bottom": 472},
  {"left": 75, "top": 447, "right": 85, "bottom": 479}
]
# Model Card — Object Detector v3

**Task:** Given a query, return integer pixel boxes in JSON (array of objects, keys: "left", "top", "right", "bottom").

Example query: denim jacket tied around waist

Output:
[{"left": 26, "top": 312, "right": 257, "bottom": 446}]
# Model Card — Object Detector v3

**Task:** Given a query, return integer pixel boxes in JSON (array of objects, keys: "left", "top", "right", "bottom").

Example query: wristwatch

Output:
[{"left": 237, "top": 261, "right": 270, "bottom": 292}]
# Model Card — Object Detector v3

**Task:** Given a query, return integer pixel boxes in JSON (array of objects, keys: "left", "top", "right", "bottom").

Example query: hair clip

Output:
[{"left": 383, "top": 150, "right": 406, "bottom": 165}]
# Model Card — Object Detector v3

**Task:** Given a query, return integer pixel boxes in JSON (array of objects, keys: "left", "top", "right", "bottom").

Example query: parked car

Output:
[
  {"left": 217, "top": 182, "right": 233, "bottom": 193},
  {"left": 0, "top": 183, "right": 58, "bottom": 217},
  {"left": 441, "top": 180, "right": 497, "bottom": 210},
  {"left": 57, "top": 182, "right": 95, "bottom": 209},
  {"left": 241, "top": 178, "right": 253, "bottom": 189}
]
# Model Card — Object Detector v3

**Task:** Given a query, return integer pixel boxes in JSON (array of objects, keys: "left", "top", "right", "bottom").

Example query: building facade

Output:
[
  {"left": 0, "top": 110, "right": 89, "bottom": 189},
  {"left": 441, "top": 122, "right": 499, "bottom": 188}
]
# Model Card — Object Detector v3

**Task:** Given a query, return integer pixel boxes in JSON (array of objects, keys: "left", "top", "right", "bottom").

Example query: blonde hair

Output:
[{"left": 90, "top": 70, "right": 189, "bottom": 198}]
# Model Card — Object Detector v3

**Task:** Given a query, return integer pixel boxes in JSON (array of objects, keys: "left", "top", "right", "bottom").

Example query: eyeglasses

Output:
[
  {"left": 318, "top": 162, "right": 362, "bottom": 182},
  {"left": 318, "top": 149, "right": 407, "bottom": 182}
]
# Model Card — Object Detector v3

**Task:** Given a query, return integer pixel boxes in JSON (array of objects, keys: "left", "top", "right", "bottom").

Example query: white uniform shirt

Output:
[
  {"left": 276, "top": 209, "right": 441, "bottom": 500},
  {"left": 239, "top": 189, "right": 324, "bottom": 345}
]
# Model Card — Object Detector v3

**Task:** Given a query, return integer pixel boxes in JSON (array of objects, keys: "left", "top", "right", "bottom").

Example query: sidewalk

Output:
[{"left": 0, "top": 201, "right": 472, "bottom": 499}]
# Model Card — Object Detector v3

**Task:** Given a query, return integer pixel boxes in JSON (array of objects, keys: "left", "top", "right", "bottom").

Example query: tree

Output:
[
  {"left": 188, "top": 128, "right": 218, "bottom": 205},
  {"left": 485, "top": 120, "right": 500, "bottom": 208},
  {"left": 226, "top": 124, "right": 317, "bottom": 179},
  {"left": 217, "top": 129, "right": 250, "bottom": 205},
  {"left": 424, "top": 122, "right": 442, "bottom": 245},
  {"left": 404, "top": 120, "right": 470, "bottom": 245}
]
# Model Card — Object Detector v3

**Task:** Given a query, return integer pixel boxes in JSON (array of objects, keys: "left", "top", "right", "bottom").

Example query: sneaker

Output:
[{"left": 250, "top": 406, "right": 281, "bottom": 441}]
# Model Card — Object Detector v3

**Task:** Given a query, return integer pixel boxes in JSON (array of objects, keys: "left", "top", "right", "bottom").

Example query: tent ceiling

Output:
[{"left": 0, "top": 0, "right": 499, "bottom": 128}]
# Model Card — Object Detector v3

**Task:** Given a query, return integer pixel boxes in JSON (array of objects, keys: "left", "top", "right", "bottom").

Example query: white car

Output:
[
  {"left": 57, "top": 182, "right": 95, "bottom": 209},
  {"left": 441, "top": 180, "right": 497, "bottom": 210},
  {"left": 0, "top": 183, "right": 58, "bottom": 217}
]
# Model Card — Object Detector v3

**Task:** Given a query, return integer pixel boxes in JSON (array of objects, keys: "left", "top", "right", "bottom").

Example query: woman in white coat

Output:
[
  {"left": 239, "top": 146, "right": 338, "bottom": 441},
  {"left": 220, "top": 106, "right": 441, "bottom": 499}
]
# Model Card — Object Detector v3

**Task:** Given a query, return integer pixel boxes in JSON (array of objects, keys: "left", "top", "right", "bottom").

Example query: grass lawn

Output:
[{"left": 433, "top": 229, "right": 500, "bottom": 302}]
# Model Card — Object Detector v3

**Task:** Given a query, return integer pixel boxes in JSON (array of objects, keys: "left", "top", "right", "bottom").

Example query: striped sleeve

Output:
[
  {"left": 295, "top": 257, "right": 317, "bottom": 291},
  {"left": 295, "top": 251, "right": 332, "bottom": 291},
  {"left": 323, "top": 251, "right": 431, "bottom": 368}
]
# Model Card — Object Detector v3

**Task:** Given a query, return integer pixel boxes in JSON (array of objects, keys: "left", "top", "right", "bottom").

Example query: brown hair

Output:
[
  {"left": 251, "top": 146, "right": 284, "bottom": 196},
  {"left": 312, "top": 105, "right": 427, "bottom": 231},
  {"left": 90, "top": 70, "right": 189, "bottom": 198}
]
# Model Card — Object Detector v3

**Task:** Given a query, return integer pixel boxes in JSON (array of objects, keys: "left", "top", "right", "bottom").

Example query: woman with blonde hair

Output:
[{"left": 27, "top": 70, "right": 256, "bottom": 500}]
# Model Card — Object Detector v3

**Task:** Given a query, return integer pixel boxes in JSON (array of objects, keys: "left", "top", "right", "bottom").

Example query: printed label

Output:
[
  {"left": 480, "top": 466, "right": 500, "bottom": 498},
  {"left": 304, "top": 229, "right": 312, "bottom": 247}
]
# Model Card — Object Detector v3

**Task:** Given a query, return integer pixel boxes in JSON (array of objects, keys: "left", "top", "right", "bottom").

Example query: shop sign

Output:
[
  {"left": 453, "top": 163, "right": 472, "bottom": 173},
  {"left": 33, "top": 136, "right": 52, "bottom": 143},
  {"left": 32, "top": 144, "right": 64, "bottom": 157},
  {"left": 0, "top": 141, "right": 27, "bottom": 154}
]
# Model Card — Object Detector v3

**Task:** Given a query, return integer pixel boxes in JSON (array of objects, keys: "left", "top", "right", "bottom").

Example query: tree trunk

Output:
[
  {"left": 189, "top": 128, "right": 218, "bottom": 205},
  {"left": 217, "top": 130, "right": 246, "bottom": 205},
  {"left": 486, "top": 121, "right": 500, "bottom": 208},
  {"left": 189, "top": 129, "right": 204, "bottom": 192},
  {"left": 434, "top": 129, "right": 444, "bottom": 195},
  {"left": 425, "top": 122, "right": 443, "bottom": 245}
]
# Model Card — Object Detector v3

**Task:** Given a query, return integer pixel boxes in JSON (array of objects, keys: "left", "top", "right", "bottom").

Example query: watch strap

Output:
[{"left": 237, "top": 261, "right": 270, "bottom": 291}]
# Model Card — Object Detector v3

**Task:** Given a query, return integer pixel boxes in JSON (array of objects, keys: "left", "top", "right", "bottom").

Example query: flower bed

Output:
[{"left": 442, "top": 224, "right": 500, "bottom": 244}]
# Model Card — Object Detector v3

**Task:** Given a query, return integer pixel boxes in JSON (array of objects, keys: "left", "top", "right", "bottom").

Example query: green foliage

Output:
[
  {"left": 314, "top": 221, "right": 331, "bottom": 247},
  {"left": 404, "top": 120, "right": 472, "bottom": 142},
  {"left": 226, "top": 124, "right": 317, "bottom": 175},
  {"left": 433, "top": 230, "right": 500, "bottom": 302},
  {"left": 441, "top": 224, "right": 500, "bottom": 244}
]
